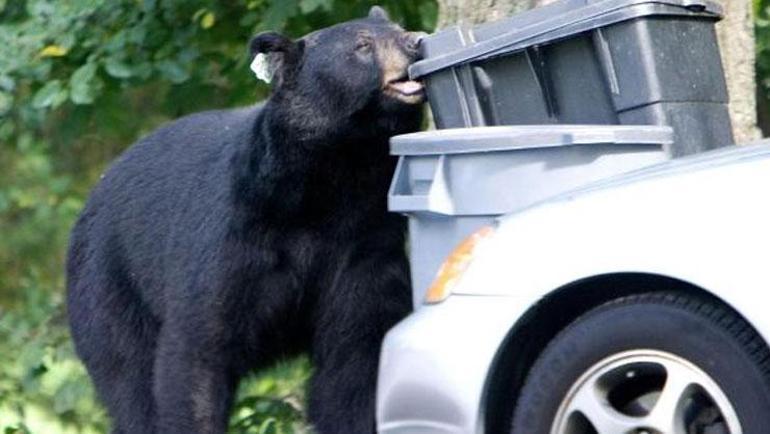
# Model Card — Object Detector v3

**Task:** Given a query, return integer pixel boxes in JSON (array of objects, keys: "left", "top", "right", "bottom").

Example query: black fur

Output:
[{"left": 66, "top": 9, "right": 423, "bottom": 434}]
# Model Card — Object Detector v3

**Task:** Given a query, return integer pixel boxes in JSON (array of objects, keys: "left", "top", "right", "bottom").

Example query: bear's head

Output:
[{"left": 251, "top": 6, "right": 425, "bottom": 140}]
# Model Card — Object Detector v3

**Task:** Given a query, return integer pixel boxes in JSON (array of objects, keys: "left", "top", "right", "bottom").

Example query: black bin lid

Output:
[{"left": 410, "top": 0, "right": 722, "bottom": 79}]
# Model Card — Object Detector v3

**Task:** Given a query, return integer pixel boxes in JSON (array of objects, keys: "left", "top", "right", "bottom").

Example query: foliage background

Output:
[{"left": 0, "top": 1, "right": 437, "bottom": 432}]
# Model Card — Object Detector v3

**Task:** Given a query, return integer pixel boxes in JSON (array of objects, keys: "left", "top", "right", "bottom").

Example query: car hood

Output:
[{"left": 500, "top": 140, "right": 770, "bottom": 223}]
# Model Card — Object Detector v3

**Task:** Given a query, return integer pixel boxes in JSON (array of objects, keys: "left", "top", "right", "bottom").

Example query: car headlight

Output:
[{"left": 424, "top": 225, "right": 496, "bottom": 304}]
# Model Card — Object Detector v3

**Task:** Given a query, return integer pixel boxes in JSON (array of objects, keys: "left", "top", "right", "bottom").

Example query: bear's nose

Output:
[
  {"left": 405, "top": 32, "right": 428, "bottom": 60},
  {"left": 410, "top": 32, "right": 428, "bottom": 44}
]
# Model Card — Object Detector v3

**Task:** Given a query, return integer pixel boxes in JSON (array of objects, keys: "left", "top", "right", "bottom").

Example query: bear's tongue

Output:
[{"left": 389, "top": 80, "right": 424, "bottom": 96}]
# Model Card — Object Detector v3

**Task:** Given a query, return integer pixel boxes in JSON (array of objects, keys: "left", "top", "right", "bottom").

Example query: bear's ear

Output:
[
  {"left": 249, "top": 32, "right": 304, "bottom": 86},
  {"left": 368, "top": 5, "right": 390, "bottom": 21},
  {"left": 250, "top": 32, "right": 296, "bottom": 56}
]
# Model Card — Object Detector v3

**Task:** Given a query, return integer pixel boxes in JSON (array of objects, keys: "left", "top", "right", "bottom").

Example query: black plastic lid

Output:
[{"left": 410, "top": 0, "right": 722, "bottom": 79}]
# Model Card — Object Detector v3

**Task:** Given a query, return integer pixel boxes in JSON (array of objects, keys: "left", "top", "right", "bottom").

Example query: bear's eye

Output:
[{"left": 356, "top": 38, "right": 373, "bottom": 52}]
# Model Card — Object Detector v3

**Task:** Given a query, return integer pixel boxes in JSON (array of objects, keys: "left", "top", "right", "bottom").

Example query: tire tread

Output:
[{"left": 593, "top": 291, "right": 770, "bottom": 386}]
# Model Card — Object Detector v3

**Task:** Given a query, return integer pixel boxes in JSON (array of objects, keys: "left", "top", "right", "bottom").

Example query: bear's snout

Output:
[{"left": 378, "top": 33, "right": 426, "bottom": 104}]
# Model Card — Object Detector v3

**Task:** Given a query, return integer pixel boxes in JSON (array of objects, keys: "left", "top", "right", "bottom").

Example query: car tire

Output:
[{"left": 510, "top": 292, "right": 770, "bottom": 434}]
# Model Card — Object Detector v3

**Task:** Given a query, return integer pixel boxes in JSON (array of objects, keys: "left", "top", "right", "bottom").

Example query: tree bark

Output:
[
  {"left": 437, "top": 0, "right": 561, "bottom": 28},
  {"left": 716, "top": 0, "right": 760, "bottom": 143},
  {"left": 437, "top": 0, "right": 541, "bottom": 28},
  {"left": 436, "top": 0, "right": 759, "bottom": 143}
]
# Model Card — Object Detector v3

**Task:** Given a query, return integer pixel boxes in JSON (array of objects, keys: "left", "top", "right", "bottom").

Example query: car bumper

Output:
[{"left": 377, "top": 295, "right": 521, "bottom": 434}]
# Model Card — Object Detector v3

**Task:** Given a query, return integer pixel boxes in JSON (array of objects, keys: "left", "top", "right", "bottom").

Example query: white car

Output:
[{"left": 377, "top": 142, "right": 770, "bottom": 434}]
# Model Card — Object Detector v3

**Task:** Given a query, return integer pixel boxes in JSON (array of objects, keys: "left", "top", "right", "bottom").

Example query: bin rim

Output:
[
  {"left": 409, "top": 0, "right": 722, "bottom": 79},
  {"left": 390, "top": 125, "right": 673, "bottom": 156}
]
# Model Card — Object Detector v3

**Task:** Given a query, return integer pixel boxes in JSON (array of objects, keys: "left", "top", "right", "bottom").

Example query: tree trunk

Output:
[
  {"left": 437, "top": 0, "right": 542, "bottom": 28},
  {"left": 716, "top": 0, "right": 760, "bottom": 143},
  {"left": 436, "top": 0, "right": 759, "bottom": 144}
]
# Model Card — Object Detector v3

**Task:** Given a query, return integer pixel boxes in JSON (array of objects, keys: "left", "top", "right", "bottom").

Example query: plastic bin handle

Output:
[{"left": 388, "top": 155, "right": 456, "bottom": 215}]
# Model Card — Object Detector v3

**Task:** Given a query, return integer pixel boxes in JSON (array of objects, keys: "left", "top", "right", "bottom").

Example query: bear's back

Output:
[{"left": 69, "top": 106, "right": 262, "bottom": 306}]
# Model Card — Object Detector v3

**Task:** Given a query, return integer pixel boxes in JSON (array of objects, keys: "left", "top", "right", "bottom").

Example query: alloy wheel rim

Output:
[{"left": 550, "top": 349, "right": 742, "bottom": 434}]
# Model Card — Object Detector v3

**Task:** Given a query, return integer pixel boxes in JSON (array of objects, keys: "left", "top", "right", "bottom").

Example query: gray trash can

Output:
[
  {"left": 389, "top": 125, "right": 673, "bottom": 307},
  {"left": 411, "top": 0, "right": 730, "bottom": 157}
]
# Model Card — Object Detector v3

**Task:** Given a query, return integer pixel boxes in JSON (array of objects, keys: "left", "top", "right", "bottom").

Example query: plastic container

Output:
[
  {"left": 411, "top": 0, "right": 731, "bottom": 157},
  {"left": 389, "top": 125, "right": 673, "bottom": 307}
]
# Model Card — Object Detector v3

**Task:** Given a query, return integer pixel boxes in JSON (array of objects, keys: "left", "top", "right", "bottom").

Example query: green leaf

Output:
[
  {"left": 69, "top": 63, "right": 100, "bottom": 105},
  {"left": 261, "top": 0, "right": 299, "bottom": 30},
  {"left": 258, "top": 418, "right": 278, "bottom": 434},
  {"left": 156, "top": 59, "right": 190, "bottom": 84},
  {"left": 418, "top": 1, "right": 439, "bottom": 30},
  {"left": 201, "top": 11, "right": 216, "bottom": 29},
  {"left": 0, "top": 75, "right": 14, "bottom": 92},
  {"left": 4, "top": 424, "right": 31, "bottom": 434},
  {"left": 53, "top": 380, "right": 85, "bottom": 414},
  {"left": 0, "top": 91, "right": 12, "bottom": 115},
  {"left": 104, "top": 57, "right": 133, "bottom": 79},
  {"left": 141, "top": 0, "right": 156, "bottom": 12},
  {"left": 299, "top": 0, "right": 332, "bottom": 14},
  {"left": 130, "top": 62, "right": 154, "bottom": 80},
  {"left": 127, "top": 26, "right": 147, "bottom": 45},
  {"left": 0, "top": 120, "right": 14, "bottom": 140},
  {"left": 39, "top": 45, "right": 68, "bottom": 58},
  {"left": 32, "top": 80, "right": 66, "bottom": 109}
]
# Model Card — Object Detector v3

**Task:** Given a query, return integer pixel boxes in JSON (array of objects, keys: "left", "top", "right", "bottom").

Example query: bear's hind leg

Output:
[
  {"left": 100, "top": 353, "right": 158, "bottom": 434},
  {"left": 153, "top": 320, "right": 238, "bottom": 434},
  {"left": 67, "top": 257, "right": 160, "bottom": 434}
]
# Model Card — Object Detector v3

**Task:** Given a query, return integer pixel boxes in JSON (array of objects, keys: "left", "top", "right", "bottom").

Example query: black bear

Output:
[{"left": 66, "top": 6, "right": 424, "bottom": 434}]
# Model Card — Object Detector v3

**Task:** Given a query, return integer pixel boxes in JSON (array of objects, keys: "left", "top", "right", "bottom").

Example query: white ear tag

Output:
[{"left": 250, "top": 53, "right": 273, "bottom": 84}]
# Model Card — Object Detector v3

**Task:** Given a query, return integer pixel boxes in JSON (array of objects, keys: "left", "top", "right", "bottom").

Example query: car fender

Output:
[{"left": 457, "top": 154, "right": 770, "bottom": 346}]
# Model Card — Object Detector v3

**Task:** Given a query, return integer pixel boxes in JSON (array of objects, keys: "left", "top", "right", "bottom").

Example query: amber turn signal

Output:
[{"left": 424, "top": 226, "right": 496, "bottom": 304}]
